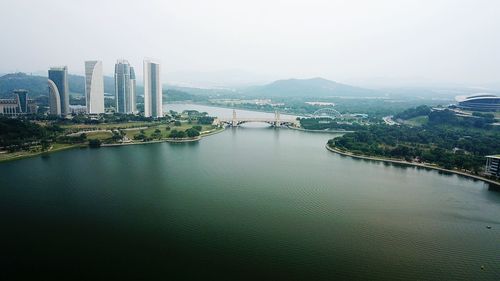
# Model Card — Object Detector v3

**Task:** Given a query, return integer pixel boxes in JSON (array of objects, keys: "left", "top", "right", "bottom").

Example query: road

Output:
[{"left": 382, "top": 115, "right": 399, "bottom": 125}]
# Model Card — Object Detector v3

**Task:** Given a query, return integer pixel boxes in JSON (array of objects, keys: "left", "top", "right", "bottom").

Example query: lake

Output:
[{"left": 0, "top": 104, "right": 499, "bottom": 280}]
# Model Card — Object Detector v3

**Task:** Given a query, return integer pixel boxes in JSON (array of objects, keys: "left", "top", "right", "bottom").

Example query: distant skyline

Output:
[{"left": 1, "top": 0, "right": 499, "bottom": 88}]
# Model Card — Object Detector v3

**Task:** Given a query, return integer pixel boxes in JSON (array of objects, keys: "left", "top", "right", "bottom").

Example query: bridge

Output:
[
  {"left": 311, "top": 108, "right": 342, "bottom": 119},
  {"left": 216, "top": 110, "right": 299, "bottom": 127}
]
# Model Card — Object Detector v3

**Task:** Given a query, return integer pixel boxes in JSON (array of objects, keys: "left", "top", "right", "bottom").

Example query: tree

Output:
[
  {"left": 186, "top": 128, "right": 200, "bottom": 138},
  {"left": 111, "top": 131, "right": 123, "bottom": 142},
  {"left": 41, "top": 139, "right": 51, "bottom": 151},
  {"left": 152, "top": 129, "right": 162, "bottom": 140},
  {"left": 88, "top": 139, "right": 102, "bottom": 148},
  {"left": 198, "top": 116, "right": 215, "bottom": 125}
]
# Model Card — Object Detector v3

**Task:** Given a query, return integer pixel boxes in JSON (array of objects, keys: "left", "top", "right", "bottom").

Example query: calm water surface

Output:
[{"left": 1, "top": 104, "right": 499, "bottom": 280}]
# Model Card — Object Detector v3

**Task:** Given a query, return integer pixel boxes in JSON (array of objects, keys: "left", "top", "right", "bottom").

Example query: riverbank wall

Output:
[{"left": 326, "top": 144, "right": 500, "bottom": 188}]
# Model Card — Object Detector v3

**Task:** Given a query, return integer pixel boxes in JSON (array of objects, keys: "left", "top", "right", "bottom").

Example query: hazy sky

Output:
[{"left": 1, "top": 0, "right": 499, "bottom": 87}]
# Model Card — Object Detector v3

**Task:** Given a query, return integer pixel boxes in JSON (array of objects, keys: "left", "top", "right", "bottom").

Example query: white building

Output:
[
  {"left": 84, "top": 60, "right": 105, "bottom": 114},
  {"left": 143, "top": 59, "right": 162, "bottom": 118},
  {"left": 485, "top": 155, "right": 500, "bottom": 178},
  {"left": 129, "top": 67, "right": 137, "bottom": 114},
  {"left": 69, "top": 105, "right": 88, "bottom": 115}
]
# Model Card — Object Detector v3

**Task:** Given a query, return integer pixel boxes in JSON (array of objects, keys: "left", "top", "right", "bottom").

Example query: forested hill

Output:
[
  {"left": 0, "top": 72, "right": 115, "bottom": 97},
  {"left": 0, "top": 73, "right": 47, "bottom": 97},
  {"left": 243, "top": 77, "right": 383, "bottom": 98}
]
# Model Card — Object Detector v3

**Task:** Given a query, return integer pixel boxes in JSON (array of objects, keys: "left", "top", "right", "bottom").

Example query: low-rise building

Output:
[
  {"left": 485, "top": 155, "right": 500, "bottom": 178},
  {"left": 69, "top": 105, "right": 88, "bottom": 115},
  {"left": 0, "top": 89, "right": 37, "bottom": 116}
]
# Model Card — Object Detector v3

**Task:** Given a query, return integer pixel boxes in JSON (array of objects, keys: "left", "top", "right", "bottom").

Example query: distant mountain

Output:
[
  {"left": 243, "top": 77, "right": 383, "bottom": 97},
  {"left": 0, "top": 72, "right": 115, "bottom": 97},
  {"left": 66, "top": 74, "right": 115, "bottom": 95}
]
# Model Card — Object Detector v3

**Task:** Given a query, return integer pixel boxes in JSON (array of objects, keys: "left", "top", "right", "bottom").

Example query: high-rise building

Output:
[
  {"left": 129, "top": 67, "right": 137, "bottom": 114},
  {"left": 143, "top": 59, "right": 162, "bottom": 118},
  {"left": 48, "top": 66, "right": 69, "bottom": 116},
  {"left": 85, "top": 60, "right": 105, "bottom": 114},
  {"left": 114, "top": 60, "right": 136, "bottom": 114}
]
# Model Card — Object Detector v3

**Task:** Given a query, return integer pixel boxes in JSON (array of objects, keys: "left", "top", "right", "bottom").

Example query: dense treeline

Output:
[
  {"left": 395, "top": 105, "right": 496, "bottom": 129},
  {"left": 299, "top": 118, "right": 367, "bottom": 130},
  {"left": 394, "top": 105, "right": 431, "bottom": 120},
  {"left": 329, "top": 124, "right": 500, "bottom": 172},
  {"left": 0, "top": 117, "right": 62, "bottom": 151},
  {"left": 427, "top": 110, "right": 495, "bottom": 128}
]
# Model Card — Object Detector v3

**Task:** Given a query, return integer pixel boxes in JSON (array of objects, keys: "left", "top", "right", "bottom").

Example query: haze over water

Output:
[{"left": 1, "top": 105, "right": 499, "bottom": 280}]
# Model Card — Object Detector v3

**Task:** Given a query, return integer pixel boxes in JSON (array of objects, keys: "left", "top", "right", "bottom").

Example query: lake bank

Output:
[
  {"left": 0, "top": 127, "right": 225, "bottom": 163},
  {"left": 326, "top": 144, "right": 500, "bottom": 188},
  {"left": 288, "top": 126, "right": 354, "bottom": 133},
  {"left": 0, "top": 143, "right": 84, "bottom": 163}
]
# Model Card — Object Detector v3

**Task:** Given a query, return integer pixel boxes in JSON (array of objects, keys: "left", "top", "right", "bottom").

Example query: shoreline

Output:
[
  {"left": 88, "top": 127, "right": 226, "bottom": 147},
  {"left": 288, "top": 126, "right": 354, "bottom": 134},
  {"left": 0, "top": 127, "right": 226, "bottom": 163},
  {"left": 0, "top": 144, "right": 85, "bottom": 163},
  {"left": 325, "top": 144, "right": 500, "bottom": 188}
]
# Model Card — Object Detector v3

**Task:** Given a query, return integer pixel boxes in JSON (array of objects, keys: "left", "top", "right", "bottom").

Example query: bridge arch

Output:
[{"left": 312, "top": 108, "right": 342, "bottom": 118}]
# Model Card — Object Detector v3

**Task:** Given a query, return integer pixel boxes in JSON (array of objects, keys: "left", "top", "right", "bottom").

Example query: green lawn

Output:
[
  {"left": 85, "top": 131, "right": 113, "bottom": 140},
  {"left": 403, "top": 115, "right": 428, "bottom": 126},
  {"left": 61, "top": 121, "right": 154, "bottom": 131},
  {"left": 125, "top": 122, "right": 216, "bottom": 140},
  {"left": 0, "top": 121, "right": 219, "bottom": 162}
]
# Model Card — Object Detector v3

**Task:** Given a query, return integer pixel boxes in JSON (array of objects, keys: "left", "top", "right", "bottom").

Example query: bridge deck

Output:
[{"left": 218, "top": 118, "right": 296, "bottom": 122}]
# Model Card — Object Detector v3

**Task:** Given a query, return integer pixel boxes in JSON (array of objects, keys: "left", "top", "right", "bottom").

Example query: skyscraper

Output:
[
  {"left": 143, "top": 59, "right": 162, "bottom": 118},
  {"left": 85, "top": 60, "right": 105, "bottom": 114},
  {"left": 48, "top": 66, "right": 69, "bottom": 116},
  {"left": 114, "top": 60, "right": 135, "bottom": 114},
  {"left": 129, "top": 67, "right": 137, "bottom": 114}
]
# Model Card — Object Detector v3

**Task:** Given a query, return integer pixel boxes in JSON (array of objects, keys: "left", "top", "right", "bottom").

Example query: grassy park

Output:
[{"left": 0, "top": 111, "right": 222, "bottom": 162}]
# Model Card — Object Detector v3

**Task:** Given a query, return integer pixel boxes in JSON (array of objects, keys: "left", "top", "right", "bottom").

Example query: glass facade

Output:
[
  {"left": 14, "top": 90, "right": 28, "bottom": 113},
  {"left": 114, "top": 60, "right": 135, "bottom": 114},
  {"left": 48, "top": 67, "right": 69, "bottom": 115}
]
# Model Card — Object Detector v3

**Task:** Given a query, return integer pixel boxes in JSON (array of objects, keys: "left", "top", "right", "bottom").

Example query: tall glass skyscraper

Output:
[
  {"left": 114, "top": 60, "right": 136, "bottom": 114},
  {"left": 48, "top": 66, "right": 69, "bottom": 116},
  {"left": 85, "top": 60, "right": 105, "bottom": 114},
  {"left": 143, "top": 59, "right": 162, "bottom": 118}
]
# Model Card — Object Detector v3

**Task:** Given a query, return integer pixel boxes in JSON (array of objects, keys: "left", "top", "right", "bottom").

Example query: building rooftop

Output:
[
  {"left": 486, "top": 155, "right": 500, "bottom": 159},
  {"left": 49, "top": 66, "right": 68, "bottom": 71},
  {"left": 455, "top": 93, "right": 499, "bottom": 102}
]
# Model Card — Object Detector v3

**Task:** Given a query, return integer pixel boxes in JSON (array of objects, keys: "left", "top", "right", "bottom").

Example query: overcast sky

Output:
[{"left": 0, "top": 0, "right": 499, "bottom": 87}]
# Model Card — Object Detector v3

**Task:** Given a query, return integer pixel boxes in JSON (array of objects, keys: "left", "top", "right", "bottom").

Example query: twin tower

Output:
[{"left": 48, "top": 59, "right": 162, "bottom": 118}]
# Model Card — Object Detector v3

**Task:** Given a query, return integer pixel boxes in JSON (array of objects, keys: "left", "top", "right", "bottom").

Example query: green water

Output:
[{"left": 1, "top": 106, "right": 499, "bottom": 280}]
